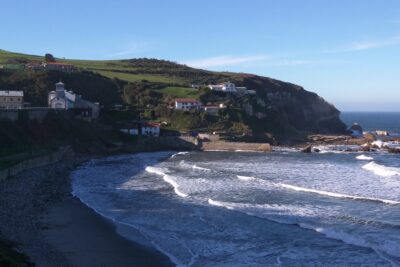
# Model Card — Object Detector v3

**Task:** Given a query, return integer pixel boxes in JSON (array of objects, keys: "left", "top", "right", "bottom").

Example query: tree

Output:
[{"left": 45, "top": 53, "right": 56, "bottom": 63}]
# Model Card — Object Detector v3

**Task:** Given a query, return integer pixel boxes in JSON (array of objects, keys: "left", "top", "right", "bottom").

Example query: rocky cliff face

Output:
[{"left": 238, "top": 75, "right": 347, "bottom": 136}]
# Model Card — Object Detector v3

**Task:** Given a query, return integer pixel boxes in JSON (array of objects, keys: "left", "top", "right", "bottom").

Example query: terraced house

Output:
[{"left": 0, "top": 90, "right": 24, "bottom": 109}]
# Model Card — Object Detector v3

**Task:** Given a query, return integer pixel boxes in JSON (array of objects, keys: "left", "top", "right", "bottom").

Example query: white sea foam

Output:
[
  {"left": 208, "top": 198, "right": 400, "bottom": 260},
  {"left": 298, "top": 223, "right": 400, "bottom": 261},
  {"left": 162, "top": 175, "right": 188, "bottom": 198},
  {"left": 145, "top": 166, "right": 188, "bottom": 197},
  {"left": 278, "top": 183, "right": 400, "bottom": 205},
  {"left": 208, "top": 199, "right": 234, "bottom": 209},
  {"left": 192, "top": 165, "right": 211, "bottom": 171},
  {"left": 179, "top": 160, "right": 211, "bottom": 172},
  {"left": 170, "top": 151, "right": 189, "bottom": 158},
  {"left": 237, "top": 175, "right": 256, "bottom": 181},
  {"left": 145, "top": 166, "right": 169, "bottom": 176},
  {"left": 356, "top": 154, "right": 374, "bottom": 160},
  {"left": 362, "top": 162, "right": 400, "bottom": 177}
]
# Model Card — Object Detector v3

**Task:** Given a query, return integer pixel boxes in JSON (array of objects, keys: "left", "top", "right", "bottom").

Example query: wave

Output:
[
  {"left": 278, "top": 183, "right": 400, "bottom": 205},
  {"left": 313, "top": 145, "right": 361, "bottom": 154},
  {"left": 356, "top": 154, "right": 374, "bottom": 161},
  {"left": 192, "top": 165, "right": 211, "bottom": 171},
  {"left": 362, "top": 162, "right": 400, "bottom": 177},
  {"left": 367, "top": 161, "right": 400, "bottom": 177},
  {"left": 145, "top": 166, "right": 188, "bottom": 198},
  {"left": 208, "top": 199, "right": 234, "bottom": 209},
  {"left": 298, "top": 223, "right": 400, "bottom": 263},
  {"left": 179, "top": 160, "right": 211, "bottom": 172},
  {"left": 170, "top": 151, "right": 189, "bottom": 158},
  {"left": 237, "top": 175, "right": 256, "bottom": 181},
  {"left": 208, "top": 198, "right": 400, "bottom": 260},
  {"left": 234, "top": 173, "right": 399, "bottom": 205}
]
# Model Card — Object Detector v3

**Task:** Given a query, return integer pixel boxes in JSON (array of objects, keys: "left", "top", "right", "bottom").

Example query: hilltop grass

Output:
[
  {"left": 94, "top": 70, "right": 183, "bottom": 84},
  {"left": 0, "top": 50, "right": 42, "bottom": 63},
  {"left": 160, "top": 86, "right": 201, "bottom": 99},
  {"left": 0, "top": 49, "right": 245, "bottom": 86}
]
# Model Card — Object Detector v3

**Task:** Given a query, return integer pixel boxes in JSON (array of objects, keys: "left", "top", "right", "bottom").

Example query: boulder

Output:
[
  {"left": 363, "top": 133, "right": 376, "bottom": 142},
  {"left": 301, "top": 146, "right": 312, "bottom": 153},
  {"left": 388, "top": 148, "right": 400, "bottom": 154},
  {"left": 361, "top": 145, "right": 371, "bottom": 152}
]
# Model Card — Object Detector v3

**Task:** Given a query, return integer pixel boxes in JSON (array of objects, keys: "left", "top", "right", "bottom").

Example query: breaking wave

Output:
[
  {"left": 170, "top": 151, "right": 189, "bottom": 158},
  {"left": 278, "top": 183, "right": 400, "bottom": 205},
  {"left": 145, "top": 166, "right": 188, "bottom": 198},
  {"left": 237, "top": 175, "right": 256, "bottom": 181},
  {"left": 208, "top": 198, "right": 400, "bottom": 259},
  {"left": 356, "top": 154, "right": 374, "bottom": 160},
  {"left": 179, "top": 160, "right": 211, "bottom": 172},
  {"left": 362, "top": 162, "right": 400, "bottom": 177},
  {"left": 192, "top": 165, "right": 211, "bottom": 171}
]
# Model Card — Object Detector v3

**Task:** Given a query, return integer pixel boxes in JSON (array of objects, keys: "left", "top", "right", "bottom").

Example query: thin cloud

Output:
[
  {"left": 104, "top": 42, "right": 148, "bottom": 58},
  {"left": 324, "top": 35, "right": 400, "bottom": 53},
  {"left": 184, "top": 55, "right": 269, "bottom": 68}
]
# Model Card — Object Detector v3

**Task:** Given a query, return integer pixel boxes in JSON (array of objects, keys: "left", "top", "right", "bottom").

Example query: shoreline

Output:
[
  {"left": 0, "top": 155, "right": 173, "bottom": 267},
  {"left": 1, "top": 135, "right": 398, "bottom": 266}
]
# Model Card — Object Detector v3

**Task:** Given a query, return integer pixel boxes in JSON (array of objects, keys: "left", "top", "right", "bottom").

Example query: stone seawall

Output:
[
  {"left": 201, "top": 141, "right": 271, "bottom": 152},
  {"left": 0, "top": 146, "right": 74, "bottom": 182},
  {"left": 0, "top": 108, "right": 68, "bottom": 122}
]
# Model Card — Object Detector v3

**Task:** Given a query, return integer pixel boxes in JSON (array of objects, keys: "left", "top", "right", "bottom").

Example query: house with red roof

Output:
[{"left": 174, "top": 98, "right": 202, "bottom": 110}]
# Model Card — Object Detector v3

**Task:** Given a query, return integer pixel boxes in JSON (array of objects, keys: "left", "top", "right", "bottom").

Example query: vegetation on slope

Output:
[{"left": 0, "top": 49, "right": 347, "bottom": 140}]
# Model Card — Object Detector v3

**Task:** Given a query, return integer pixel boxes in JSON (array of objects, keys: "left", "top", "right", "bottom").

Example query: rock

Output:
[
  {"left": 363, "top": 133, "right": 376, "bottom": 142},
  {"left": 301, "top": 146, "right": 312, "bottom": 153},
  {"left": 361, "top": 145, "right": 371, "bottom": 152},
  {"left": 313, "top": 148, "right": 320, "bottom": 153},
  {"left": 388, "top": 148, "right": 400, "bottom": 154},
  {"left": 257, "top": 144, "right": 272, "bottom": 152}
]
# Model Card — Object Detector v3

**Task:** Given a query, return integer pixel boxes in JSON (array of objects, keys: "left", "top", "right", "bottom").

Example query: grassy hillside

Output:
[
  {"left": 0, "top": 50, "right": 245, "bottom": 86},
  {"left": 0, "top": 49, "right": 347, "bottom": 139}
]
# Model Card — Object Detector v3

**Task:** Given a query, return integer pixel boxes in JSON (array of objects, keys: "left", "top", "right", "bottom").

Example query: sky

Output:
[{"left": 1, "top": 0, "right": 400, "bottom": 111}]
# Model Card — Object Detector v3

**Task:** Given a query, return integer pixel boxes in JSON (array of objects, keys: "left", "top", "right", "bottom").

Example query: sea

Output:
[{"left": 72, "top": 112, "right": 400, "bottom": 267}]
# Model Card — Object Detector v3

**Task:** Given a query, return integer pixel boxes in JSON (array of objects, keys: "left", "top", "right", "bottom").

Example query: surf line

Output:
[
  {"left": 235, "top": 174, "right": 399, "bottom": 205},
  {"left": 279, "top": 183, "right": 400, "bottom": 205}
]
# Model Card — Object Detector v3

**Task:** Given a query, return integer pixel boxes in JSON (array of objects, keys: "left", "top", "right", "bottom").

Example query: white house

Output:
[
  {"left": 208, "top": 82, "right": 240, "bottom": 92},
  {"left": 120, "top": 128, "right": 139, "bottom": 135},
  {"left": 175, "top": 98, "right": 202, "bottom": 110},
  {"left": 48, "top": 81, "right": 74, "bottom": 109},
  {"left": 141, "top": 122, "right": 160, "bottom": 137},
  {"left": 48, "top": 81, "right": 100, "bottom": 118},
  {"left": 0, "top": 90, "right": 24, "bottom": 109},
  {"left": 203, "top": 103, "right": 226, "bottom": 115}
]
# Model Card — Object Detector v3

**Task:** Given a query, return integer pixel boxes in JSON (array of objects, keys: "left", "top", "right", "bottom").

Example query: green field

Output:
[
  {"left": 160, "top": 86, "right": 201, "bottom": 99},
  {"left": 0, "top": 50, "right": 197, "bottom": 85}
]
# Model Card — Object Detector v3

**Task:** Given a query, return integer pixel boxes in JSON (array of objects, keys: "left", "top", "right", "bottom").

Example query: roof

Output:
[
  {"left": 0, "top": 90, "right": 24, "bottom": 97},
  {"left": 175, "top": 98, "right": 200, "bottom": 103}
]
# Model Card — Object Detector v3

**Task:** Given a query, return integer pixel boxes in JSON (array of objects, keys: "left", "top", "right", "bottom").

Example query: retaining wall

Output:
[{"left": 0, "top": 146, "right": 74, "bottom": 182}]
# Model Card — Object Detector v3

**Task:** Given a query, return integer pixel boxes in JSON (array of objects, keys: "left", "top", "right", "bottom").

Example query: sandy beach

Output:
[{"left": 0, "top": 158, "right": 173, "bottom": 267}]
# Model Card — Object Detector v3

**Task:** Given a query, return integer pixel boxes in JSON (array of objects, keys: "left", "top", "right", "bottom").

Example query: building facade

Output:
[
  {"left": 141, "top": 122, "right": 160, "bottom": 136},
  {"left": 43, "top": 62, "right": 74, "bottom": 72},
  {"left": 175, "top": 98, "right": 202, "bottom": 110},
  {"left": 48, "top": 81, "right": 99, "bottom": 118},
  {"left": 0, "top": 90, "right": 24, "bottom": 109},
  {"left": 208, "top": 82, "right": 239, "bottom": 92}
]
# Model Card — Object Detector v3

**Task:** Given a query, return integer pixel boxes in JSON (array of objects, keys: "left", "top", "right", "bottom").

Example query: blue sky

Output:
[{"left": 2, "top": 0, "right": 400, "bottom": 111}]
